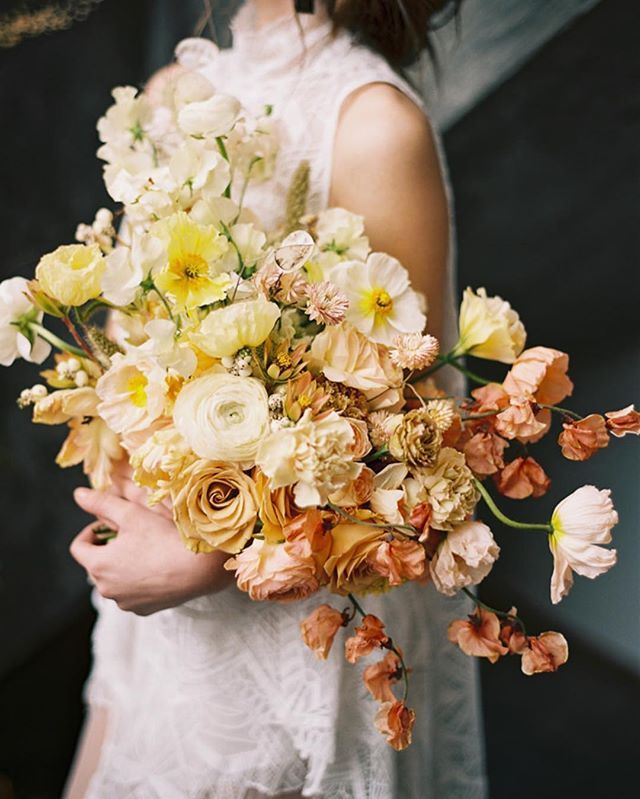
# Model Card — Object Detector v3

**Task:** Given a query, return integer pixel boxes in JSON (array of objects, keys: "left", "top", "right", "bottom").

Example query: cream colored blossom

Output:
[
  {"left": 191, "top": 297, "right": 280, "bottom": 358},
  {"left": 130, "top": 425, "right": 192, "bottom": 504},
  {"left": 453, "top": 287, "right": 526, "bottom": 363},
  {"left": 0, "top": 277, "right": 51, "bottom": 366},
  {"left": 548, "top": 485, "right": 618, "bottom": 604},
  {"left": 389, "top": 333, "right": 439, "bottom": 371},
  {"left": 315, "top": 207, "right": 370, "bottom": 269},
  {"left": 388, "top": 408, "right": 443, "bottom": 468},
  {"left": 96, "top": 354, "right": 167, "bottom": 436},
  {"left": 305, "top": 281, "right": 349, "bottom": 326},
  {"left": 177, "top": 92, "right": 241, "bottom": 138},
  {"left": 430, "top": 521, "right": 499, "bottom": 596},
  {"left": 173, "top": 371, "right": 270, "bottom": 466},
  {"left": 256, "top": 409, "right": 362, "bottom": 507},
  {"left": 409, "top": 447, "right": 479, "bottom": 531},
  {"left": 36, "top": 244, "right": 105, "bottom": 307},
  {"left": 226, "top": 538, "right": 319, "bottom": 601}
]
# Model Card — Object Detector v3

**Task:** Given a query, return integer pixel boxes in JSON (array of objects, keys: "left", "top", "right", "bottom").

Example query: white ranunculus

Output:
[
  {"left": 191, "top": 297, "right": 280, "bottom": 358},
  {"left": 101, "top": 247, "right": 143, "bottom": 306},
  {"left": 173, "top": 372, "right": 270, "bottom": 466},
  {"left": 178, "top": 94, "right": 241, "bottom": 139},
  {"left": 548, "top": 485, "right": 618, "bottom": 604},
  {"left": 430, "top": 521, "right": 500, "bottom": 596},
  {"left": 0, "top": 277, "right": 51, "bottom": 366}
]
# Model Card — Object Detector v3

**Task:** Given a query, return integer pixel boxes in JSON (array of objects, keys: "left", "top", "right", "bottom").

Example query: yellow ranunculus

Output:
[
  {"left": 453, "top": 287, "right": 526, "bottom": 364},
  {"left": 191, "top": 297, "right": 280, "bottom": 358},
  {"left": 35, "top": 244, "right": 105, "bottom": 306}
]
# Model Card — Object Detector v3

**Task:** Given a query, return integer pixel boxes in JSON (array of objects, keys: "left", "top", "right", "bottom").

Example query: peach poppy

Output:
[
  {"left": 558, "top": 414, "right": 609, "bottom": 461},
  {"left": 604, "top": 404, "right": 640, "bottom": 438},
  {"left": 494, "top": 456, "right": 551, "bottom": 499},
  {"left": 374, "top": 701, "right": 416, "bottom": 751},
  {"left": 344, "top": 614, "right": 389, "bottom": 663},
  {"left": 370, "top": 539, "right": 426, "bottom": 586},
  {"left": 300, "top": 604, "right": 346, "bottom": 660},
  {"left": 520, "top": 632, "right": 569, "bottom": 675},
  {"left": 463, "top": 431, "right": 508, "bottom": 476},
  {"left": 363, "top": 650, "right": 402, "bottom": 703},
  {"left": 503, "top": 346, "right": 573, "bottom": 405},
  {"left": 447, "top": 607, "right": 509, "bottom": 664},
  {"left": 495, "top": 396, "right": 550, "bottom": 443}
]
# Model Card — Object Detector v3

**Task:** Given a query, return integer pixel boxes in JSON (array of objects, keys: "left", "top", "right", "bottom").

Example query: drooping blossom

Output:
[
  {"left": 363, "top": 651, "right": 402, "bottom": 703},
  {"left": 374, "top": 701, "right": 416, "bottom": 751},
  {"left": 0, "top": 276, "right": 51, "bottom": 366},
  {"left": 300, "top": 604, "right": 346, "bottom": 660},
  {"left": 604, "top": 404, "right": 640, "bottom": 437},
  {"left": 520, "top": 632, "right": 569, "bottom": 675},
  {"left": 447, "top": 607, "right": 509, "bottom": 663},
  {"left": 503, "top": 346, "right": 573, "bottom": 405},
  {"left": 494, "top": 456, "right": 551, "bottom": 499},
  {"left": 558, "top": 414, "right": 609, "bottom": 461},
  {"left": 453, "top": 287, "right": 526, "bottom": 363},
  {"left": 305, "top": 281, "right": 349, "bottom": 326},
  {"left": 498, "top": 609, "right": 528, "bottom": 655},
  {"left": 389, "top": 333, "right": 439, "bottom": 371},
  {"left": 548, "top": 485, "right": 618, "bottom": 604},
  {"left": 370, "top": 539, "right": 426, "bottom": 586},
  {"left": 495, "top": 395, "right": 550, "bottom": 443},
  {"left": 344, "top": 614, "right": 389, "bottom": 663},
  {"left": 430, "top": 521, "right": 499, "bottom": 596},
  {"left": 463, "top": 431, "right": 508, "bottom": 476}
]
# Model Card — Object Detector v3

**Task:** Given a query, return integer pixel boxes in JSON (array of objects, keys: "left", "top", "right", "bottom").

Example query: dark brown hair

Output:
[{"left": 323, "top": 0, "right": 460, "bottom": 68}]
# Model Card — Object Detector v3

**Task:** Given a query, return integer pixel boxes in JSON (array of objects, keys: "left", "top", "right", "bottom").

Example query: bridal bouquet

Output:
[{"left": 2, "top": 67, "right": 637, "bottom": 751}]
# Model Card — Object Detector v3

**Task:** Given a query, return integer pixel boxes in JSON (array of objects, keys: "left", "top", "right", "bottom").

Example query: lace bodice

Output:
[{"left": 81, "top": 4, "right": 484, "bottom": 798}]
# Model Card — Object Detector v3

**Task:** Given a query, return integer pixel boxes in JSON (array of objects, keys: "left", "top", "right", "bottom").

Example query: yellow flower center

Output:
[
  {"left": 276, "top": 353, "right": 292, "bottom": 368},
  {"left": 127, "top": 373, "right": 148, "bottom": 408},
  {"left": 172, "top": 253, "right": 209, "bottom": 281},
  {"left": 361, "top": 287, "right": 394, "bottom": 319},
  {"left": 299, "top": 394, "right": 312, "bottom": 409}
]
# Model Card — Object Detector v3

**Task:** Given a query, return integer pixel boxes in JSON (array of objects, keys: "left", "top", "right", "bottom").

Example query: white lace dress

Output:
[{"left": 83, "top": 5, "right": 487, "bottom": 798}]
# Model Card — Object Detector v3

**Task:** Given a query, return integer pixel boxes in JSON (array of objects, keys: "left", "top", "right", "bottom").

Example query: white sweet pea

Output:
[
  {"left": 370, "top": 463, "right": 408, "bottom": 525},
  {"left": 136, "top": 319, "right": 197, "bottom": 378},
  {"left": 0, "top": 277, "right": 51, "bottom": 366},
  {"left": 169, "top": 140, "right": 231, "bottom": 201},
  {"left": 101, "top": 247, "right": 143, "bottom": 306},
  {"left": 97, "top": 86, "right": 154, "bottom": 160},
  {"left": 316, "top": 207, "right": 370, "bottom": 261},
  {"left": 221, "top": 223, "right": 267, "bottom": 272},
  {"left": 178, "top": 93, "right": 241, "bottom": 139}
]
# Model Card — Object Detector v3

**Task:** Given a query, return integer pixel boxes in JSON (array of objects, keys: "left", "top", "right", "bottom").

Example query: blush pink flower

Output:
[
  {"left": 430, "top": 521, "right": 499, "bottom": 596},
  {"left": 495, "top": 395, "right": 550, "bottom": 443},
  {"left": 463, "top": 431, "right": 508, "bottom": 476},
  {"left": 558, "top": 414, "right": 609, "bottom": 461},
  {"left": 447, "top": 607, "right": 509, "bottom": 664},
  {"left": 374, "top": 700, "right": 416, "bottom": 751},
  {"left": 520, "top": 632, "right": 569, "bottom": 675},
  {"left": 344, "top": 614, "right": 389, "bottom": 663},
  {"left": 389, "top": 333, "right": 440, "bottom": 371},
  {"left": 494, "top": 456, "right": 551, "bottom": 499},
  {"left": 225, "top": 538, "right": 319, "bottom": 602},
  {"left": 604, "top": 404, "right": 640, "bottom": 438},
  {"left": 363, "top": 650, "right": 402, "bottom": 703},
  {"left": 305, "top": 281, "right": 349, "bottom": 326},
  {"left": 369, "top": 539, "right": 426, "bottom": 586},
  {"left": 300, "top": 604, "right": 346, "bottom": 660},
  {"left": 503, "top": 346, "right": 573, "bottom": 405}
]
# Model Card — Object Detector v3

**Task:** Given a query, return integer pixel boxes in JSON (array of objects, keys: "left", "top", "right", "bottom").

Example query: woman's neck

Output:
[{"left": 252, "top": 0, "right": 295, "bottom": 29}]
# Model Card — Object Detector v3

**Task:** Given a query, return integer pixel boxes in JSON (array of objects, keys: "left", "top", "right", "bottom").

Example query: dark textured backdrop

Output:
[{"left": 0, "top": 0, "right": 638, "bottom": 797}]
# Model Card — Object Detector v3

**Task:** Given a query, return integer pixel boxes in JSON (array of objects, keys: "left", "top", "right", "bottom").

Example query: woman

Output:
[{"left": 66, "top": 1, "right": 486, "bottom": 796}]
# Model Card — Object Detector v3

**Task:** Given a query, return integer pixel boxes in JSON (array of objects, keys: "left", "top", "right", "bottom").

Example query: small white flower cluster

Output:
[
  {"left": 75, "top": 208, "right": 115, "bottom": 253},
  {"left": 17, "top": 383, "right": 48, "bottom": 408},
  {"left": 57, "top": 357, "right": 90, "bottom": 387},
  {"left": 221, "top": 347, "right": 253, "bottom": 378}
]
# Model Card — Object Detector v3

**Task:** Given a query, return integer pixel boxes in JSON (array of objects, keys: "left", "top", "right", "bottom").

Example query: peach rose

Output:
[
  {"left": 374, "top": 700, "right": 416, "bottom": 751},
  {"left": 171, "top": 459, "right": 259, "bottom": 554},
  {"left": 503, "top": 346, "right": 573, "bottom": 405},
  {"left": 254, "top": 468, "right": 299, "bottom": 543},
  {"left": 225, "top": 538, "right": 319, "bottom": 601},
  {"left": 370, "top": 539, "right": 426, "bottom": 586},
  {"left": 495, "top": 396, "right": 550, "bottom": 443},
  {"left": 329, "top": 466, "right": 375, "bottom": 507},
  {"left": 363, "top": 650, "right": 402, "bottom": 703},
  {"left": 300, "top": 604, "right": 346, "bottom": 660},
  {"left": 463, "top": 431, "right": 508, "bottom": 476},
  {"left": 447, "top": 607, "right": 509, "bottom": 663},
  {"left": 558, "top": 414, "right": 609, "bottom": 461},
  {"left": 324, "top": 520, "right": 387, "bottom": 595},
  {"left": 345, "top": 614, "right": 389, "bottom": 663},
  {"left": 430, "top": 521, "right": 499, "bottom": 596},
  {"left": 520, "top": 632, "right": 569, "bottom": 675},
  {"left": 494, "top": 456, "right": 551, "bottom": 499},
  {"left": 605, "top": 404, "right": 640, "bottom": 437}
]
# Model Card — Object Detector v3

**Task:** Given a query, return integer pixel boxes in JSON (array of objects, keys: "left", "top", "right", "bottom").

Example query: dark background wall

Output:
[{"left": 0, "top": 0, "right": 638, "bottom": 797}]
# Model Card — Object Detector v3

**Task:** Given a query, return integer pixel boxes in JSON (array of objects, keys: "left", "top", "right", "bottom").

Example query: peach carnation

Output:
[
  {"left": 300, "top": 604, "right": 346, "bottom": 660},
  {"left": 503, "top": 346, "right": 573, "bottom": 405}
]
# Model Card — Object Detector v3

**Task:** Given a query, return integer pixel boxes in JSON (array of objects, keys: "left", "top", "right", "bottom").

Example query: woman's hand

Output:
[{"left": 70, "top": 487, "right": 233, "bottom": 616}]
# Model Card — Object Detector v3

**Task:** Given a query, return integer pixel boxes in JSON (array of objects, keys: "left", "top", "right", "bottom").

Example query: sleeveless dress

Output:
[{"left": 83, "top": 5, "right": 487, "bottom": 798}]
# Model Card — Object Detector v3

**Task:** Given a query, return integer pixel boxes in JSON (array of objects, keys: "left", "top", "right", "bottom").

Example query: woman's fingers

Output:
[
  {"left": 74, "top": 487, "right": 134, "bottom": 528},
  {"left": 69, "top": 523, "right": 102, "bottom": 569}
]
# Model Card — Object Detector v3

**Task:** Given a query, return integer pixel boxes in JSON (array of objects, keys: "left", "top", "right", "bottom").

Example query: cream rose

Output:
[
  {"left": 173, "top": 371, "right": 270, "bottom": 466},
  {"left": 172, "top": 459, "right": 259, "bottom": 554},
  {"left": 430, "top": 521, "right": 500, "bottom": 596},
  {"left": 191, "top": 297, "right": 280, "bottom": 359},
  {"left": 36, "top": 244, "right": 105, "bottom": 306}
]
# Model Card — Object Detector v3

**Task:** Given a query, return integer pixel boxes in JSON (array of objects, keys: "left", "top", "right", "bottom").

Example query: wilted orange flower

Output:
[
  {"left": 495, "top": 456, "right": 551, "bottom": 499},
  {"left": 374, "top": 700, "right": 416, "bottom": 751},
  {"left": 604, "top": 404, "right": 640, "bottom": 438},
  {"left": 503, "top": 346, "right": 573, "bottom": 405},
  {"left": 363, "top": 650, "right": 402, "bottom": 702},
  {"left": 469, "top": 382, "right": 510, "bottom": 413},
  {"left": 520, "top": 632, "right": 569, "bottom": 675},
  {"left": 498, "top": 609, "right": 527, "bottom": 654},
  {"left": 345, "top": 614, "right": 389, "bottom": 663},
  {"left": 408, "top": 502, "right": 432, "bottom": 538},
  {"left": 370, "top": 539, "right": 426, "bottom": 586},
  {"left": 495, "top": 396, "right": 550, "bottom": 443},
  {"left": 558, "top": 414, "right": 609, "bottom": 461},
  {"left": 463, "top": 431, "right": 508, "bottom": 476},
  {"left": 300, "top": 604, "right": 346, "bottom": 660},
  {"left": 447, "top": 607, "right": 509, "bottom": 664}
]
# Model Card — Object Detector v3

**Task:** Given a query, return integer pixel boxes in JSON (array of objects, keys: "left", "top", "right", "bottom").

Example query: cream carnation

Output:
[
  {"left": 173, "top": 372, "right": 270, "bottom": 466},
  {"left": 430, "top": 521, "right": 499, "bottom": 596},
  {"left": 453, "top": 287, "right": 526, "bottom": 364},
  {"left": 36, "top": 244, "right": 105, "bottom": 307},
  {"left": 191, "top": 297, "right": 280, "bottom": 358},
  {"left": 410, "top": 447, "right": 479, "bottom": 531}
]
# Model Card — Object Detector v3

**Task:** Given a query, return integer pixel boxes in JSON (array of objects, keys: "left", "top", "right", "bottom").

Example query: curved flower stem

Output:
[
  {"left": 145, "top": 278, "right": 177, "bottom": 325},
  {"left": 474, "top": 479, "right": 553, "bottom": 533},
  {"left": 348, "top": 593, "right": 367, "bottom": 618},
  {"left": 539, "top": 402, "right": 583, "bottom": 421},
  {"left": 29, "top": 322, "right": 86, "bottom": 359},
  {"left": 215, "top": 137, "right": 232, "bottom": 199},
  {"left": 447, "top": 358, "right": 491, "bottom": 386},
  {"left": 62, "top": 313, "right": 98, "bottom": 361},
  {"left": 327, "top": 502, "right": 418, "bottom": 537},
  {"left": 363, "top": 447, "right": 389, "bottom": 463},
  {"left": 461, "top": 587, "right": 527, "bottom": 636}
]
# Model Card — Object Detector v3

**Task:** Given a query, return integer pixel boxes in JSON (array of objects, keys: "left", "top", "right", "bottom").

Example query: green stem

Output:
[
  {"left": 327, "top": 502, "right": 418, "bottom": 538},
  {"left": 460, "top": 587, "right": 527, "bottom": 636},
  {"left": 448, "top": 358, "right": 491, "bottom": 385},
  {"left": 539, "top": 403, "right": 583, "bottom": 421},
  {"left": 348, "top": 593, "right": 367, "bottom": 618},
  {"left": 146, "top": 278, "right": 177, "bottom": 325},
  {"left": 363, "top": 447, "right": 389, "bottom": 463},
  {"left": 474, "top": 479, "right": 552, "bottom": 533},
  {"left": 216, "top": 137, "right": 232, "bottom": 199},
  {"left": 29, "top": 323, "right": 85, "bottom": 358}
]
